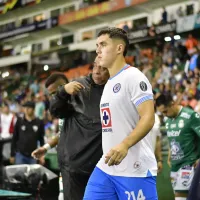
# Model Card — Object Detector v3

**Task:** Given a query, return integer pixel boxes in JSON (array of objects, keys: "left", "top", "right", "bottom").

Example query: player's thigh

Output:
[
  {"left": 83, "top": 167, "right": 118, "bottom": 200},
  {"left": 170, "top": 166, "right": 194, "bottom": 195},
  {"left": 111, "top": 176, "right": 158, "bottom": 200},
  {"left": 60, "top": 166, "right": 90, "bottom": 200}
]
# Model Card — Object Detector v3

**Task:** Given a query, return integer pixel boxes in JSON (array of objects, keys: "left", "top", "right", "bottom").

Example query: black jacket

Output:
[
  {"left": 50, "top": 74, "right": 104, "bottom": 174},
  {"left": 11, "top": 116, "right": 44, "bottom": 157}
]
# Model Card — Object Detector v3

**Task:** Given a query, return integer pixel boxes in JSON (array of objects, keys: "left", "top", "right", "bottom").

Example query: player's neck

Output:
[
  {"left": 108, "top": 57, "right": 127, "bottom": 78},
  {"left": 174, "top": 105, "right": 183, "bottom": 118}
]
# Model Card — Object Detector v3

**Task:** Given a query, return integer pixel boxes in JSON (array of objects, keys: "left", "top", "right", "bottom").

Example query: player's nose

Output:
[{"left": 96, "top": 46, "right": 101, "bottom": 55}]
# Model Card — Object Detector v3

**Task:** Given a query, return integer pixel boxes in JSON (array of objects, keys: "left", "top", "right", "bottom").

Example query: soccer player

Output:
[
  {"left": 83, "top": 27, "right": 157, "bottom": 199},
  {"left": 156, "top": 94, "right": 200, "bottom": 200},
  {"left": 32, "top": 59, "right": 110, "bottom": 200}
]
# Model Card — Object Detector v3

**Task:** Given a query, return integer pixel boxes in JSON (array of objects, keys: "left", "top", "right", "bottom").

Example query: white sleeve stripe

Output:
[{"left": 135, "top": 95, "right": 153, "bottom": 107}]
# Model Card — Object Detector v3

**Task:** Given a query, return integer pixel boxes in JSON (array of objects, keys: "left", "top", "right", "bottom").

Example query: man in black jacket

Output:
[
  {"left": 10, "top": 101, "right": 44, "bottom": 164},
  {"left": 32, "top": 59, "right": 109, "bottom": 200}
]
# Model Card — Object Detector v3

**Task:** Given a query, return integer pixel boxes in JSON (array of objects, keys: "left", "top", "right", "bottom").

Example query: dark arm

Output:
[
  {"left": 49, "top": 86, "right": 74, "bottom": 119},
  {"left": 39, "top": 120, "right": 45, "bottom": 147}
]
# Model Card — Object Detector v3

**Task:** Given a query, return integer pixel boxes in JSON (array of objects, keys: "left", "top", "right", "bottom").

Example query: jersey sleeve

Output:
[
  {"left": 191, "top": 112, "right": 200, "bottom": 137},
  {"left": 128, "top": 69, "right": 153, "bottom": 107}
]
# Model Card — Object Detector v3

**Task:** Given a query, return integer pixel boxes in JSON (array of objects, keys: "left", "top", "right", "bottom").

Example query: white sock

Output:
[{"left": 175, "top": 197, "right": 187, "bottom": 200}]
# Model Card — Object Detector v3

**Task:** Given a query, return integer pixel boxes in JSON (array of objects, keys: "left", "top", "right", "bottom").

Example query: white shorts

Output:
[{"left": 170, "top": 166, "right": 194, "bottom": 192}]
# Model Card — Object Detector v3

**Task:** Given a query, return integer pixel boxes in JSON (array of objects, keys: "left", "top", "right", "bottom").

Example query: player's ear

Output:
[{"left": 117, "top": 43, "right": 124, "bottom": 55}]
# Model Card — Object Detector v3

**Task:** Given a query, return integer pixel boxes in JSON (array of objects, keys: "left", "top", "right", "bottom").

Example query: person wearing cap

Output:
[{"left": 10, "top": 101, "right": 45, "bottom": 164}]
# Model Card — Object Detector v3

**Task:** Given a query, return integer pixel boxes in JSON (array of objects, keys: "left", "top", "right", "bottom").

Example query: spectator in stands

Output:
[
  {"left": 10, "top": 101, "right": 44, "bottom": 165},
  {"left": 122, "top": 21, "right": 129, "bottom": 33},
  {"left": 176, "top": 41, "right": 188, "bottom": 62},
  {"left": 152, "top": 51, "right": 162, "bottom": 69},
  {"left": 162, "top": 45, "right": 173, "bottom": 64},
  {"left": 32, "top": 59, "right": 110, "bottom": 200},
  {"left": 0, "top": 102, "right": 16, "bottom": 162},
  {"left": 156, "top": 94, "right": 200, "bottom": 200},
  {"left": 177, "top": 6, "right": 184, "bottom": 17},
  {"left": 189, "top": 48, "right": 199, "bottom": 71},
  {"left": 29, "top": 80, "right": 40, "bottom": 95},
  {"left": 34, "top": 93, "right": 45, "bottom": 120},
  {"left": 161, "top": 7, "right": 168, "bottom": 24},
  {"left": 185, "top": 34, "right": 198, "bottom": 53},
  {"left": 0, "top": 102, "right": 16, "bottom": 139}
]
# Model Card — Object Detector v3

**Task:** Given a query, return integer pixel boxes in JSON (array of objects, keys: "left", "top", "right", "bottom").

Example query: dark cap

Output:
[{"left": 23, "top": 101, "right": 35, "bottom": 109}]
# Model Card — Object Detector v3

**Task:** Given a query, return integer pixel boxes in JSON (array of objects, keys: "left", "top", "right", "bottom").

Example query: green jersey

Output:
[{"left": 165, "top": 107, "right": 200, "bottom": 172}]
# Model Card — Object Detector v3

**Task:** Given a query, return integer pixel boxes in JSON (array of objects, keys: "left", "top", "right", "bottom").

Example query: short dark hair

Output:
[
  {"left": 22, "top": 101, "right": 35, "bottom": 109},
  {"left": 45, "top": 72, "right": 69, "bottom": 88},
  {"left": 98, "top": 27, "right": 129, "bottom": 57},
  {"left": 155, "top": 94, "right": 173, "bottom": 107}
]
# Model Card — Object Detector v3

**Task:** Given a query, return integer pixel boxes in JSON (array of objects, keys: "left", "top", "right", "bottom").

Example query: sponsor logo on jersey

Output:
[
  {"left": 113, "top": 83, "right": 121, "bottom": 93},
  {"left": 170, "top": 124, "right": 176, "bottom": 128},
  {"left": 182, "top": 181, "right": 188, "bottom": 186},
  {"left": 139, "top": 81, "right": 147, "bottom": 91},
  {"left": 178, "top": 120, "right": 184, "bottom": 128},
  {"left": 181, "top": 172, "right": 190, "bottom": 179},
  {"left": 180, "top": 112, "right": 191, "bottom": 119},
  {"left": 167, "top": 130, "right": 181, "bottom": 137},
  {"left": 101, "top": 103, "right": 109, "bottom": 108},
  {"left": 101, "top": 104, "right": 112, "bottom": 132},
  {"left": 182, "top": 165, "right": 192, "bottom": 170}
]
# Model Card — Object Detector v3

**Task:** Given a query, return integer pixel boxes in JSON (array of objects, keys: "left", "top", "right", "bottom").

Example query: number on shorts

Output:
[{"left": 125, "top": 189, "right": 146, "bottom": 200}]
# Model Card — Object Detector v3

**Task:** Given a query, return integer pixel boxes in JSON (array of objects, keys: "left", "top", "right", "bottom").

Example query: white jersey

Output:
[{"left": 97, "top": 65, "right": 157, "bottom": 177}]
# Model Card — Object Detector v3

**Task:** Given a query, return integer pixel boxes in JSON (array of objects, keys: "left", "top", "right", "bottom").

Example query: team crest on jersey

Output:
[
  {"left": 101, "top": 106, "right": 112, "bottom": 132},
  {"left": 133, "top": 161, "right": 141, "bottom": 169},
  {"left": 33, "top": 125, "right": 38, "bottom": 132},
  {"left": 139, "top": 81, "right": 147, "bottom": 91},
  {"left": 21, "top": 125, "right": 26, "bottom": 131},
  {"left": 113, "top": 83, "right": 121, "bottom": 93},
  {"left": 178, "top": 120, "right": 184, "bottom": 128}
]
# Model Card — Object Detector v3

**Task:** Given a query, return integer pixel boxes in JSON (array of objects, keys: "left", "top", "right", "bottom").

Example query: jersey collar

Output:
[{"left": 109, "top": 64, "right": 129, "bottom": 80}]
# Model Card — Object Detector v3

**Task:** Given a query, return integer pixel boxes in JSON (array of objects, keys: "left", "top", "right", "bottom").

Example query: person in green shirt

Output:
[{"left": 155, "top": 94, "right": 200, "bottom": 200}]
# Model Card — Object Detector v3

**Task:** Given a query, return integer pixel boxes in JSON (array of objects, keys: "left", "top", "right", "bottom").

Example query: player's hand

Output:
[
  {"left": 105, "top": 142, "right": 129, "bottom": 166},
  {"left": 31, "top": 147, "right": 47, "bottom": 160},
  {"left": 10, "top": 157, "right": 15, "bottom": 164},
  {"left": 157, "top": 161, "right": 163, "bottom": 173},
  {"left": 64, "top": 81, "right": 85, "bottom": 95},
  {"left": 39, "top": 156, "right": 45, "bottom": 166}
]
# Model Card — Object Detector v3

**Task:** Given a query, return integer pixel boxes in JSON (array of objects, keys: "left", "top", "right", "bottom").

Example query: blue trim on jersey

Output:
[
  {"left": 135, "top": 95, "right": 153, "bottom": 107},
  {"left": 109, "top": 64, "right": 129, "bottom": 80},
  {"left": 147, "top": 170, "right": 153, "bottom": 177}
]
